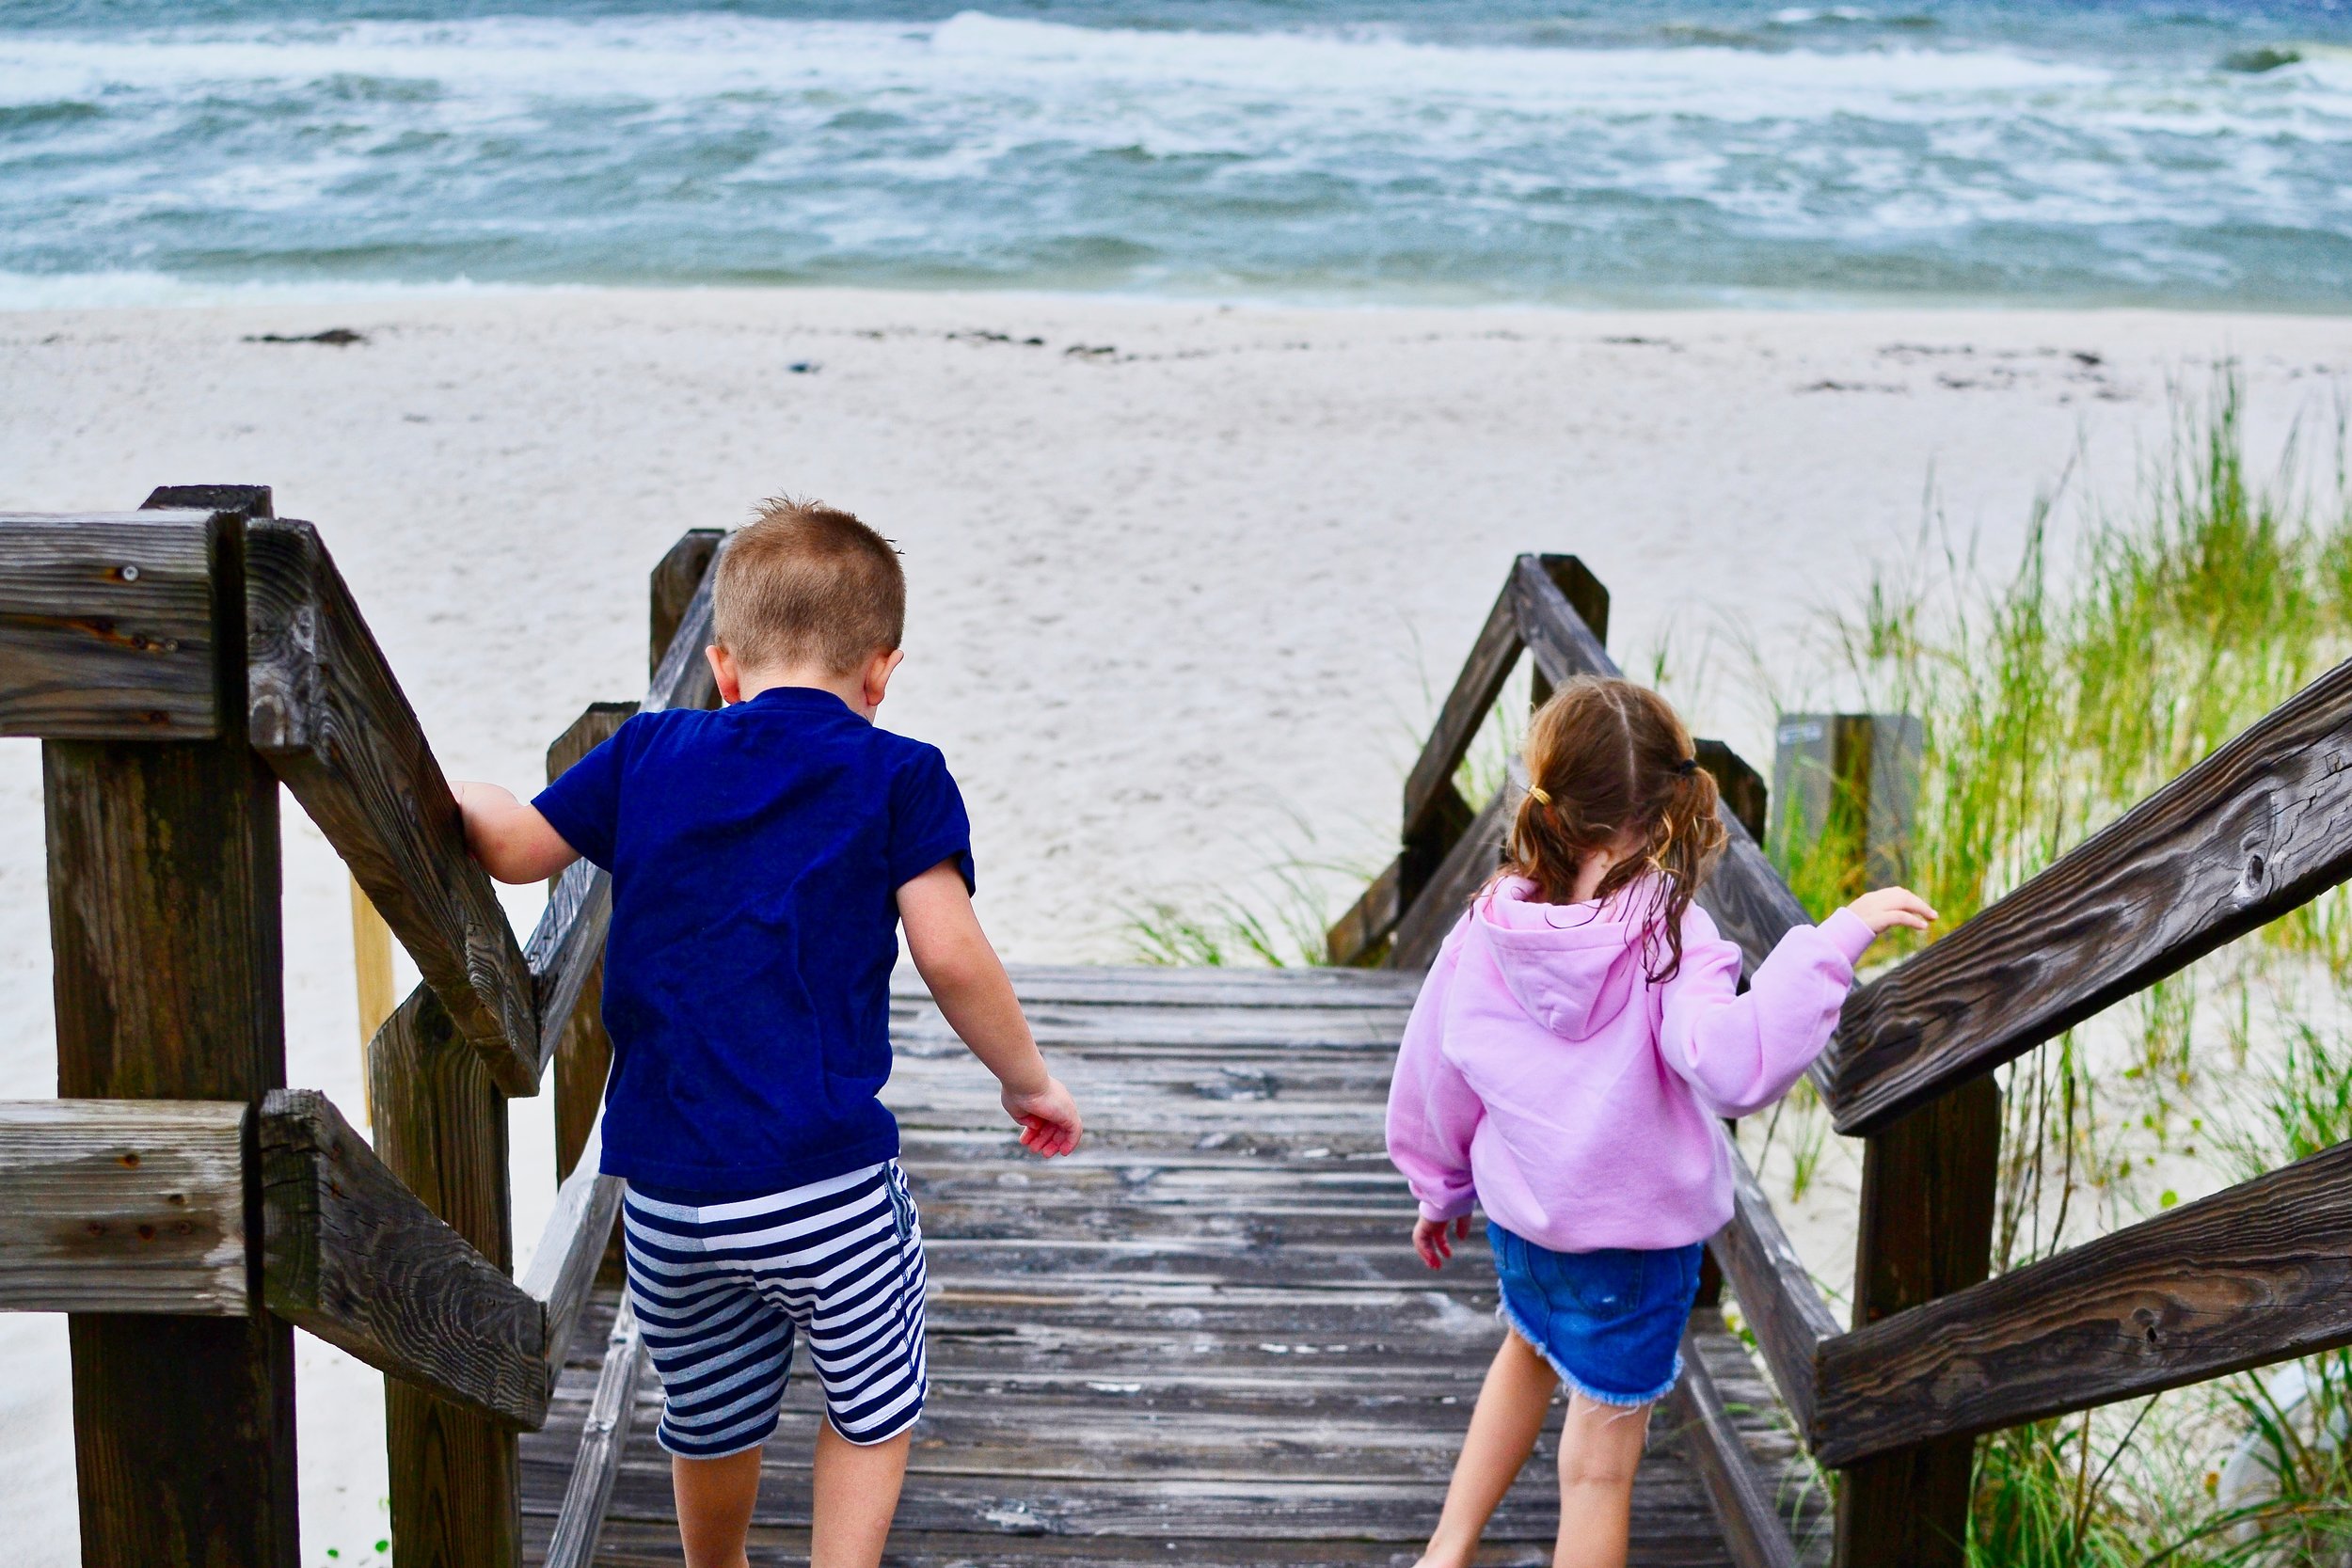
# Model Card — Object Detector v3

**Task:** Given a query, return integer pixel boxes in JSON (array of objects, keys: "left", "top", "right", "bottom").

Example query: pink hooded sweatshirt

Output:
[{"left": 1386, "top": 876, "right": 1877, "bottom": 1253}]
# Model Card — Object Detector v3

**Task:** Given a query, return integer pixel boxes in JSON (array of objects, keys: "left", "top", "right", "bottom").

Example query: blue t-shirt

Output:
[{"left": 533, "top": 685, "right": 974, "bottom": 1193}]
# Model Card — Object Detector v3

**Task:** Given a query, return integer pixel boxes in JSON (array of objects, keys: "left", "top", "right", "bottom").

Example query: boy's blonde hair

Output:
[{"left": 713, "top": 497, "right": 905, "bottom": 674}]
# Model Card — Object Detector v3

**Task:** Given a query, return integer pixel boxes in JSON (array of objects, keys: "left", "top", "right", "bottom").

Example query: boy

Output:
[{"left": 453, "top": 498, "right": 1082, "bottom": 1568}]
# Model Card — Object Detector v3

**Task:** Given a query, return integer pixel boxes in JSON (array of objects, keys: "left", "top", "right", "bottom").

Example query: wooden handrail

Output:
[
  {"left": 1390, "top": 779, "right": 1514, "bottom": 968},
  {"left": 1402, "top": 581, "right": 1521, "bottom": 847},
  {"left": 524, "top": 550, "right": 720, "bottom": 1070},
  {"left": 1821, "top": 655, "right": 2352, "bottom": 1136},
  {"left": 1811, "top": 1135, "right": 2352, "bottom": 1466},
  {"left": 261, "top": 1089, "right": 551, "bottom": 1427},
  {"left": 1708, "top": 1148, "right": 1839, "bottom": 1434},
  {"left": 1664, "top": 1320, "right": 1804, "bottom": 1568},
  {"left": 246, "top": 518, "right": 542, "bottom": 1096},
  {"left": 518, "top": 1117, "right": 625, "bottom": 1380},
  {"left": 542, "top": 1298, "right": 647, "bottom": 1568}
]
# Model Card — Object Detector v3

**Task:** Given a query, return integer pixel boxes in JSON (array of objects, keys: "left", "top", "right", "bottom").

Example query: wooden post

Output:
[
  {"left": 371, "top": 986, "right": 518, "bottom": 1568},
  {"left": 547, "top": 703, "right": 635, "bottom": 1184},
  {"left": 46, "top": 486, "right": 301, "bottom": 1568},
  {"left": 351, "top": 875, "right": 396, "bottom": 1124},
  {"left": 649, "top": 529, "right": 725, "bottom": 685},
  {"left": 1833, "top": 1075, "right": 2002, "bottom": 1566}
]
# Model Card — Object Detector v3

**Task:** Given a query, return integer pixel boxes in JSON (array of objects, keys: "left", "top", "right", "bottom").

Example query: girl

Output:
[{"left": 1387, "top": 676, "right": 1932, "bottom": 1568}]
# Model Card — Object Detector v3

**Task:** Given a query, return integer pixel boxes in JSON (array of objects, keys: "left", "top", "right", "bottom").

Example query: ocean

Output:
[{"left": 3, "top": 0, "right": 2350, "bottom": 309}]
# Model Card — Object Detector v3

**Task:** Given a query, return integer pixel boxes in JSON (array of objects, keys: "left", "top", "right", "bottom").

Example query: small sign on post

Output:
[{"left": 1771, "top": 712, "right": 1923, "bottom": 890}]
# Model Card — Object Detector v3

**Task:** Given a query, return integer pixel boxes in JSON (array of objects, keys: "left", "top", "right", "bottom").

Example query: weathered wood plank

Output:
[
  {"left": 1664, "top": 1320, "right": 1802, "bottom": 1568},
  {"left": 519, "top": 1124, "right": 623, "bottom": 1378},
  {"left": 0, "top": 510, "right": 219, "bottom": 738},
  {"left": 47, "top": 484, "right": 299, "bottom": 1568},
  {"left": 1390, "top": 781, "right": 1512, "bottom": 968},
  {"left": 1831, "top": 1076, "right": 1999, "bottom": 1568},
  {"left": 371, "top": 983, "right": 522, "bottom": 1568},
  {"left": 246, "top": 517, "right": 539, "bottom": 1096},
  {"left": 1708, "top": 1148, "right": 1838, "bottom": 1435},
  {"left": 1824, "top": 655, "right": 2352, "bottom": 1134},
  {"left": 0, "top": 1099, "right": 248, "bottom": 1314},
  {"left": 261, "top": 1089, "right": 548, "bottom": 1426},
  {"left": 1815, "top": 1132, "right": 2352, "bottom": 1466},
  {"left": 541, "top": 1299, "right": 644, "bottom": 1568}
]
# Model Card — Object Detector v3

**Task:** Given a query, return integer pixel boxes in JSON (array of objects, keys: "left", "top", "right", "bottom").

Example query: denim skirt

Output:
[{"left": 1487, "top": 1222, "right": 1704, "bottom": 1407}]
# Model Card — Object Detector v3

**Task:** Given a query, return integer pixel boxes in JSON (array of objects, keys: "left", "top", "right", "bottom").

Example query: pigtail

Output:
[{"left": 1496, "top": 675, "right": 1727, "bottom": 984}]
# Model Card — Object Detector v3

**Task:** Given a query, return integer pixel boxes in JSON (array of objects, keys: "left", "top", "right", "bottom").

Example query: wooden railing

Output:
[
  {"left": 0, "top": 485, "right": 717, "bottom": 1568},
  {"left": 1335, "top": 553, "right": 2352, "bottom": 1567}
]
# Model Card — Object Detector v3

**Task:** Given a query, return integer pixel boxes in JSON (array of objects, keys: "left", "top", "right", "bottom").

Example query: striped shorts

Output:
[{"left": 621, "top": 1160, "right": 929, "bottom": 1457}]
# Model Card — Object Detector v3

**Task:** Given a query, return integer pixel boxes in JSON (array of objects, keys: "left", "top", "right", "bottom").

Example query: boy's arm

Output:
[
  {"left": 897, "top": 860, "right": 1082, "bottom": 1157},
  {"left": 452, "top": 782, "right": 581, "bottom": 884}
]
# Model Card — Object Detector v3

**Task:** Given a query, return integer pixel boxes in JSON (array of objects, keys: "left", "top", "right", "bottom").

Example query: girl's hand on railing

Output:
[
  {"left": 1413, "top": 1214, "right": 1471, "bottom": 1270},
  {"left": 1844, "top": 886, "right": 1938, "bottom": 935}
]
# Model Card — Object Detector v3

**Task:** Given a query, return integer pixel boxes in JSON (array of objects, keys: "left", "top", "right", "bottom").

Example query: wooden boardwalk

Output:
[{"left": 521, "top": 966, "right": 1825, "bottom": 1567}]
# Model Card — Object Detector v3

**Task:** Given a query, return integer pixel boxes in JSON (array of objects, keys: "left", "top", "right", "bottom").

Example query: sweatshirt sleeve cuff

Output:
[
  {"left": 1820, "top": 907, "right": 1878, "bottom": 968},
  {"left": 1419, "top": 1194, "right": 1477, "bottom": 1224}
]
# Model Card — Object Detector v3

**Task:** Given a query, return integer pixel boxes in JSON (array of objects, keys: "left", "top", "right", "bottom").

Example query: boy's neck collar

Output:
[{"left": 736, "top": 679, "right": 867, "bottom": 720}]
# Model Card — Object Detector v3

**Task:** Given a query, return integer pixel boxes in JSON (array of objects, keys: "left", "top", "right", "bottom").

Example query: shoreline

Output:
[
  {"left": 9, "top": 270, "right": 2352, "bottom": 321},
  {"left": 4, "top": 285, "right": 2350, "bottom": 1566}
]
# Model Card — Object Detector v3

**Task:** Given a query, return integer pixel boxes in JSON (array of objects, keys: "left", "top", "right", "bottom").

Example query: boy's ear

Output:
[
  {"left": 706, "top": 643, "right": 743, "bottom": 705},
  {"left": 865, "top": 647, "right": 906, "bottom": 708}
]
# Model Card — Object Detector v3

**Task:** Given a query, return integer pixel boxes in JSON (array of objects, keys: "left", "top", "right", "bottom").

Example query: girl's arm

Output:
[
  {"left": 1660, "top": 889, "right": 1932, "bottom": 1117},
  {"left": 1386, "top": 917, "right": 1483, "bottom": 1263}
]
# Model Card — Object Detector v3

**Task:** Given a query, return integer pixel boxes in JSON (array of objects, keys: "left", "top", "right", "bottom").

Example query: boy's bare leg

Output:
[
  {"left": 674, "top": 1448, "right": 765, "bottom": 1568},
  {"left": 810, "top": 1422, "right": 913, "bottom": 1568},
  {"left": 1551, "top": 1393, "right": 1652, "bottom": 1568},
  {"left": 1416, "top": 1331, "right": 1559, "bottom": 1568}
]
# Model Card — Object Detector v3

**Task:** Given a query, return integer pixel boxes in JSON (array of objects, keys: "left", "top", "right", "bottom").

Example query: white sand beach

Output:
[{"left": 4, "top": 287, "right": 2349, "bottom": 1564}]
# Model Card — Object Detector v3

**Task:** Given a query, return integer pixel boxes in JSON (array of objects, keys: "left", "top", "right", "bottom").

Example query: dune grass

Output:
[{"left": 1764, "top": 367, "right": 2352, "bottom": 1563}]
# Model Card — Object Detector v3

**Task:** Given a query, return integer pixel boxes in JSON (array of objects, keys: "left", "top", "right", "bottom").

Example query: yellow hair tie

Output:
[{"left": 1527, "top": 785, "right": 1552, "bottom": 807}]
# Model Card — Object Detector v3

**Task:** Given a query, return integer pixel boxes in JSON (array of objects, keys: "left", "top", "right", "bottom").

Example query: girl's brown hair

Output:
[{"left": 1502, "top": 675, "right": 1727, "bottom": 983}]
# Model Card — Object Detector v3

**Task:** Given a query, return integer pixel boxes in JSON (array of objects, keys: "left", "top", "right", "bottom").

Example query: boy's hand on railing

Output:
[
  {"left": 1843, "top": 886, "right": 1938, "bottom": 936},
  {"left": 1002, "top": 1077, "right": 1082, "bottom": 1158},
  {"left": 451, "top": 781, "right": 581, "bottom": 884},
  {"left": 1413, "top": 1214, "right": 1471, "bottom": 1270}
]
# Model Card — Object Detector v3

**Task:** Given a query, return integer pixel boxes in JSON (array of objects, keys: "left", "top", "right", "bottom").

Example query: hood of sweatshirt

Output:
[{"left": 1470, "top": 875, "right": 1663, "bottom": 1042}]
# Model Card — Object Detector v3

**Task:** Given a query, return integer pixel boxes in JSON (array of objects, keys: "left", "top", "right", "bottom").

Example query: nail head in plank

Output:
[
  {"left": 0, "top": 512, "right": 218, "bottom": 738},
  {"left": 0, "top": 1099, "right": 249, "bottom": 1314}
]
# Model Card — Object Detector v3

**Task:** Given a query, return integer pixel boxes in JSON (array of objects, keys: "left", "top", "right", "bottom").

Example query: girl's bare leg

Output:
[
  {"left": 1417, "top": 1331, "right": 1559, "bottom": 1568},
  {"left": 1551, "top": 1393, "right": 1652, "bottom": 1568}
]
